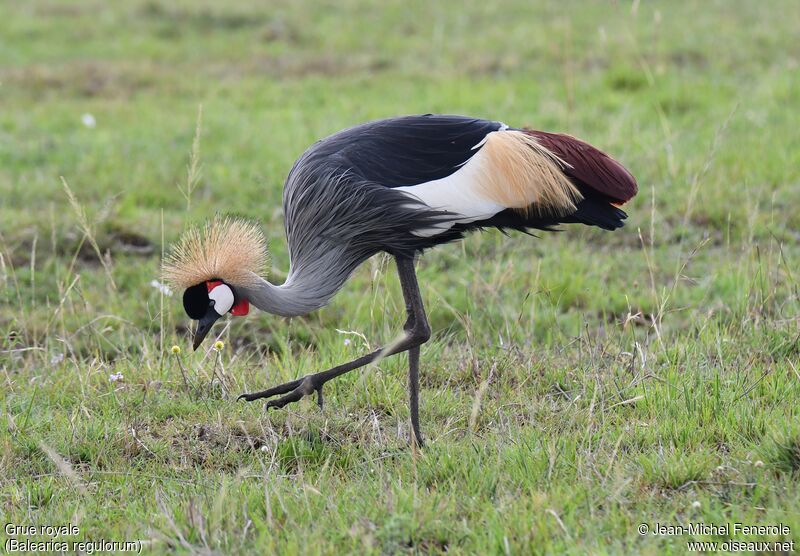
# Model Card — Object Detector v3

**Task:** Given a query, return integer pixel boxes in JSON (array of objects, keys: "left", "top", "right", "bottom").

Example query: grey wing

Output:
[
  {"left": 281, "top": 115, "right": 501, "bottom": 280},
  {"left": 309, "top": 114, "right": 504, "bottom": 187}
]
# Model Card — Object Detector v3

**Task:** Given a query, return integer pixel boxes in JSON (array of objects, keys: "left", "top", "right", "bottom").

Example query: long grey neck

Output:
[
  {"left": 236, "top": 241, "right": 374, "bottom": 318},
  {"left": 236, "top": 274, "right": 328, "bottom": 318}
]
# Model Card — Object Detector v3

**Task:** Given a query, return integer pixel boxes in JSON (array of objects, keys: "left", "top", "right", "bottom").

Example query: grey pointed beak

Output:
[{"left": 193, "top": 309, "right": 221, "bottom": 351}]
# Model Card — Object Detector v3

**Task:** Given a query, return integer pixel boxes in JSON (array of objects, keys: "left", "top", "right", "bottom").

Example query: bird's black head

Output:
[{"left": 183, "top": 279, "right": 249, "bottom": 350}]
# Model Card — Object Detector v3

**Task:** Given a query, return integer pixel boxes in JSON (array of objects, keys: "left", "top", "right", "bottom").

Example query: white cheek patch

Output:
[{"left": 209, "top": 284, "right": 234, "bottom": 315}]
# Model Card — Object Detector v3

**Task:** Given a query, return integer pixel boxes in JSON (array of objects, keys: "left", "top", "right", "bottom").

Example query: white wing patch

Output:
[
  {"left": 395, "top": 129, "right": 580, "bottom": 237},
  {"left": 396, "top": 156, "right": 505, "bottom": 237}
]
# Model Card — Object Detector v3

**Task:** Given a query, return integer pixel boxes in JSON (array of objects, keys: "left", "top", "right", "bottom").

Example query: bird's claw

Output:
[
  {"left": 238, "top": 375, "right": 325, "bottom": 411},
  {"left": 237, "top": 377, "right": 303, "bottom": 403},
  {"left": 264, "top": 397, "right": 292, "bottom": 411}
]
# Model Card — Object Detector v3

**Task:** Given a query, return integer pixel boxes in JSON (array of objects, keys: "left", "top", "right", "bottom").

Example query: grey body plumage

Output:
[{"left": 274, "top": 116, "right": 500, "bottom": 313}]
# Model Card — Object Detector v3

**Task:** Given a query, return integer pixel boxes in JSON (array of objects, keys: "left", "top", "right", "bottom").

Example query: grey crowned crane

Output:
[{"left": 163, "top": 114, "right": 638, "bottom": 446}]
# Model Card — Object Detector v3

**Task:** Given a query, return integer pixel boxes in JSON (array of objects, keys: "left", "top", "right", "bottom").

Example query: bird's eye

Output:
[{"left": 208, "top": 283, "right": 234, "bottom": 315}]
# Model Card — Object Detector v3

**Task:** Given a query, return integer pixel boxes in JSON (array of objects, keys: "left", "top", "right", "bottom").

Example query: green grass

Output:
[{"left": 2, "top": 0, "right": 800, "bottom": 553}]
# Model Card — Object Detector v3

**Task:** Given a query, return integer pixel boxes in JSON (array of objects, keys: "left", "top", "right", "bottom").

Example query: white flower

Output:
[
  {"left": 150, "top": 279, "right": 173, "bottom": 297},
  {"left": 109, "top": 372, "right": 124, "bottom": 382},
  {"left": 81, "top": 113, "right": 96, "bottom": 128},
  {"left": 50, "top": 353, "right": 65, "bottom": 365},
  {"left": 344, "top": 338, "right": 351, "bottom": 346},
  {"left": 691, "top": 501, "right": 701, "bottom": 509},
  {"left": 754, "top": 460, "right": 764, "bottom": 468}
]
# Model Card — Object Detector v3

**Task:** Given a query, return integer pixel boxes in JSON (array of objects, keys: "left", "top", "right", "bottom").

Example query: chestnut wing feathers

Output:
[{"left": 525, "top": 130, "right": 638, "bottom": 203}]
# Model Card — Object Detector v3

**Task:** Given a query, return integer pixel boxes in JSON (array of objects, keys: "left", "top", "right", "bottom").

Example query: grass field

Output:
[{"left": 2, "top": 0, "right": 800, "bottom": 553}]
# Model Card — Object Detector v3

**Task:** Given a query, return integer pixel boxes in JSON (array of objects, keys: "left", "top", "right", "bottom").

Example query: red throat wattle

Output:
[
  {"left": 230, "top": 299, "right": 249, "bottom": 316},
  {"left": 206, "top": 280, "right": 250, "bottom": 316}
]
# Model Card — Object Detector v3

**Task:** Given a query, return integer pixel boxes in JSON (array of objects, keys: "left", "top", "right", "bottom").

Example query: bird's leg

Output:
[
  {"left": 238, "top": 256, "right": 430, "bottom": 445},
  {"left": 407, "top": 345, "right": 422, "bottom": 447},
  {"left": 398, "top": 255, "right": 427, "bottom": 447}
]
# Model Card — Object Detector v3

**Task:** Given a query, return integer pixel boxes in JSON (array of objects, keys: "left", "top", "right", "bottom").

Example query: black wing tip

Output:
[{"left": 569, "top": 200, "right": 628, "bottom": 231}]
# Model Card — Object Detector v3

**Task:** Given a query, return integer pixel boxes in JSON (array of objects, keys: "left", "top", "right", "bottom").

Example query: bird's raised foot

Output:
[
  {"left": 237, "top": 375, "right": 325, "bottom": 410},
  {"left": 237, "top": 377, "right": 303, "bottom": 402}
]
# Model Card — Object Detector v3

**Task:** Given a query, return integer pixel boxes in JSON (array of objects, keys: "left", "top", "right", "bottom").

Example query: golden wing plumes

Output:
[
  {"left": 162, "top": 215, "right": 269, "bottom": 289},
  {"left": 475, "top": 130, "right": 582, "bottom": 217}
]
